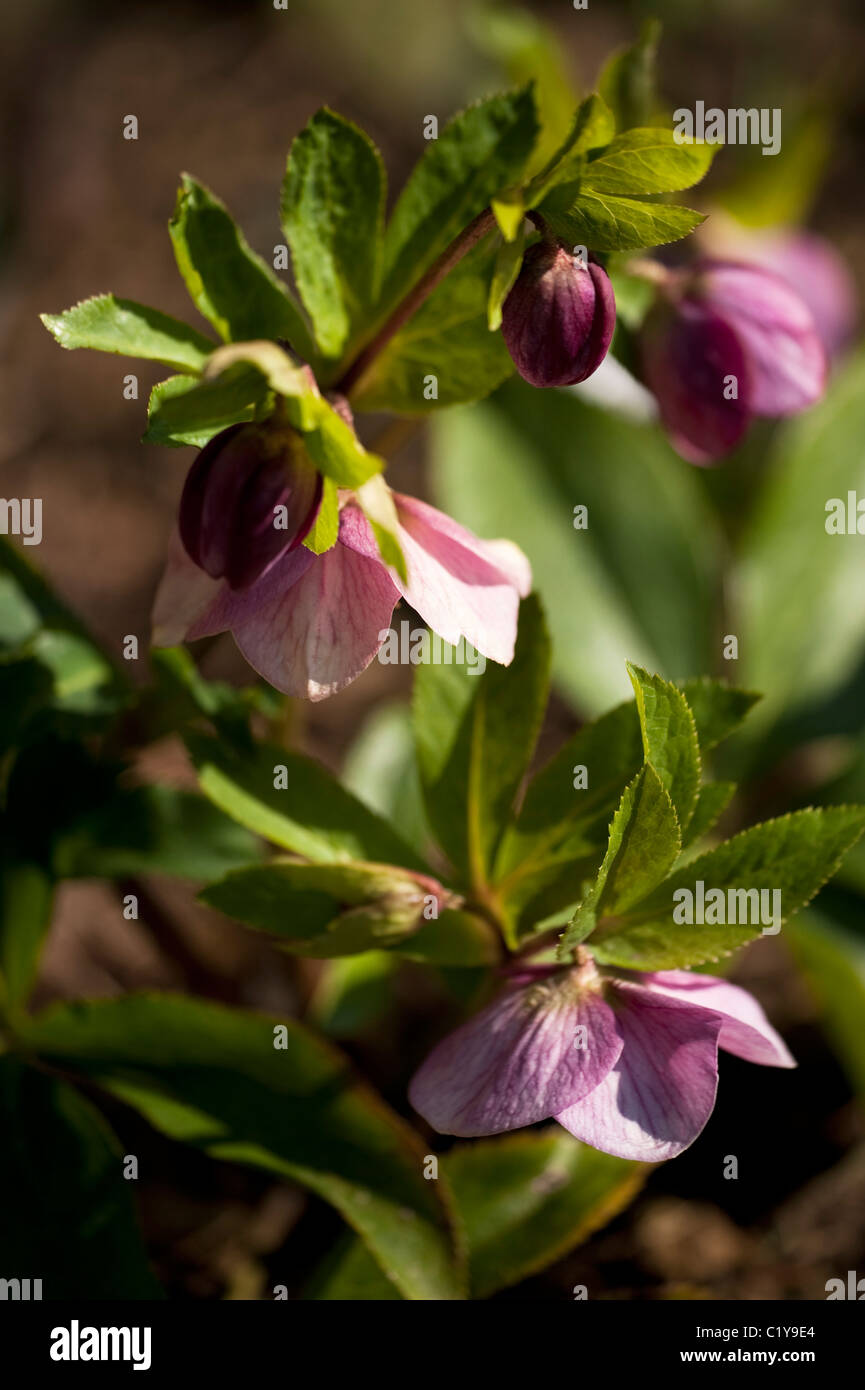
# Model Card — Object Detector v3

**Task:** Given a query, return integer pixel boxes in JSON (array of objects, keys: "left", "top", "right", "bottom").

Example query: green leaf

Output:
[
  {"left": 592, "top": 806, "right": 865, "bottom": 970},
  {"left": 678, "top": 678, "right": 761, "bottom": 754},
  {"left": 303, "top": 476, "right": 339, "bottom": 554},
  {"left": 412, "top": 595, "right": 550, "bottom": 890},
  {"left": 309, "top": 952, "right": 399, "bottom": 1039},
  {"left": 583, "top": 128, "right": 715, "bottom": 196},
  {"left": 525, "top": 94, "right": 617, "bottom": 205},
  {"left": 432, "top": 384, "right": 722, "bottom": 715},
  {"left": 40, "top": 294, "right": 214, "bottom": 372},
  {"left": 447, "top": 1129, "right": 649, "bottom": 1298},
  {"left": 352, "top": 241, "right": 514, "bottom": 414},
  {"left": 627, "top": 662, "right": 700, "bottom": 831},
  {"left": 491, "top": 190, "right": 525, "bottom": 242},
  {"left": 787, "top": 909, "right": 865, "bottom": 1101},
  {"left": 200, "top": 859, "right": 432, "bottom": 957},
  {"left": 144, "top": 366, "right": 270, "bottom": 447},
  {"left": 169, "top": 174, "right": 315, "bottom": 358},
  {"left": 597, "top": 19, "right": 661, "bottom": 132},
  {"left": 342, "top": 702, "right": 432, "bottom": 863},
  {"left": 737, "top": 352, "right": 865, "bottom": 730},
  {"left": 355, "top": 475, "right": 407, "bottom": 582},
  {"left": 560, "top": 763, "right": 681, "bottom": 954},
  {"left": 311, "top": 1128, "right": 649, "bottom": 1300},
  {"left": 494, "top": 701, "right": 644, "bottom": 937},
  {"left": 0, "top": 859, "right": 53, "bottom": 1010},
  {"left": 15, "top": 995, "right": 465, "bottom": 1301},
  {"left": 0, "top": 1059, "right": 162, "bottom": 1298},
  {"left": 379, "top": 88, "right": 539, "bottom": 314},
  {"left": 488, "top": 225, "right": 525, "bottom": 331},
  {"left": 539, "top": 187, "right": 705, "bottom": 252},
  {"left": 282, "top": 109, "right": 385, "bottom": 360},
  {"left": 681, "top": 781, "right": 736, "bottom": 851},
  {"left": 187, "top": 733, "right": 427, "bottom": 872},
  {"left": 53, "top": 784, "right": 263, "bottom": 881}
]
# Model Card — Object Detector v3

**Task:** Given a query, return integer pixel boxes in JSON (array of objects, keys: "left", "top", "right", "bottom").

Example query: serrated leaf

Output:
[
  {"left": 352, "top": 242, "right": 514, "bottom": 414},
  {"left": 40, "top": 294, "right": 214, "bottom": 372},
  {"left": 627, "top": 662, "right": 700, "bottom": 831},
  {"left": 14, "top": 995, "right": 465, "bottom": 1301},
  {"left": 379, "top": 88, "right": 539, "bottom": 315},
  {"left": 592, "top": 806, "right": 865, "bottom": 970},
  {"left": 583, "top": 128, "right": 715, "bottom": 196},
  {"left": 681, "top": 781, "right": 736, "bottom": 850},
  {"left": 678, "top": 678, "right": 761, "bottom": 754},
  {"left": 282, "top": 109, "right": 385, "bottom": 360},
  {"left": 412, "top": 595, "right": 550, "bottom": 894},
  {"left": 187, "top": 733, "right": 427, "bottom": 872},
  {"left": 487, "top": 226, "right": 525, "bottom": 331},
  {"left": 560, "top": 763, "right": 681, "bottom": 954},
  {"left": 169, "top": 174, "right": 315, "bottom": 358},
  {"left": 540, "top": 187, "right": 705, "bottom": 252}
]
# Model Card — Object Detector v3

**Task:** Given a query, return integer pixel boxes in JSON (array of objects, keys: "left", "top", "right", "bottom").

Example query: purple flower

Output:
[
  {"left": 502, "top": 241, "right": 616, "bottom": 388},
  {"left": 153, "top": 488, "right": 531, "bottom": 701},
  {"left": 409, "top": 953, "right": 794, "bottom": 1161},
  {"left": 179, "top": 420, "right": 323, "bottom": 590},
  {"left": 641, "top": 260, "right": 827, "bottom": 464}
]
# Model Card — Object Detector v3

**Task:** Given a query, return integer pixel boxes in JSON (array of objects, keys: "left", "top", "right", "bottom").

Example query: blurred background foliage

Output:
[{"left": 2, "top": 0, "right": 865, "bottom": 1300}]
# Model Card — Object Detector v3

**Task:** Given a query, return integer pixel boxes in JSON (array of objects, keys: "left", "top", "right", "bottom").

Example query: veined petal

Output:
[
  {"left": 151, "top": 528, "right": 224, "bottom": 646},
  {"left": 230, "top": 532, "right": 399, "bottom": 701},
  {"left": 701, "top": 261, "right": 827, "bottom": 416},
  {"left": 409, "top": 969, "right": 622, "bottom": 1138},
  {"left": 556, "top": 983, "right": 721, "bottom": 1161},
  {"left": 186, "top": 543, "right": 314, "bottom": 641},
  {"left": 635, "top": 969, "right": 796, "bottom": 1068},
  {"left": 391, "top": 493, "right": 531, "bottom": 665}
]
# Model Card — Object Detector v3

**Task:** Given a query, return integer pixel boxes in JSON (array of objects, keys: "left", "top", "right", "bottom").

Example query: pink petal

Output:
[
  {"left": 151, "top": 528, "right": 224, "bottom": 646},
  {"left": 701, "top": 261, "right": 827, "bottom": 416},
  {"left": 391, "top": 493, "right": 531, "bottom": 665},
  {"left": 186, "top": 542, "right": 314, "bottom": 641},
  {"left": 409, "top": 970, "right": 623, "bottom": 1137},
  {"left": 230, "top": 532, "right": 400, "bottom": 701},
  {"left": 556, "top": 983, "right": 722, "bottom": 1161},
  {"left": 635, "top": 969, "right": 796, "bottom": 1068}
]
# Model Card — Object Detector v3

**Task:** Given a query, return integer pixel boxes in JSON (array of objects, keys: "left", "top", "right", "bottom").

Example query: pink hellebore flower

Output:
[
  {"left": 153, "top": 487, "right": 531, "bottom": 701},
  {"left": 641, "top": 259, "right": 827, "bottom": 465},
  {"left": 409, "top": 953, "right": 794, "bottom": 1161}
]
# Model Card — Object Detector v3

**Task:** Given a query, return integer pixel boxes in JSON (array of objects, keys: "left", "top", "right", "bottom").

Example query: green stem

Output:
[{"left": 335, "top": 207, "right": 497, "bottom": 397}]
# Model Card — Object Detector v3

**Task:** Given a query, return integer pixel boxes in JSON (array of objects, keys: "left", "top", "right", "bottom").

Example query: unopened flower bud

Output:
[
  {"left": 501, "top": 241, "right": 616, "bottom": 388},
  {"left": 179, "top": 419, "right": 322, "bottom": 590}
]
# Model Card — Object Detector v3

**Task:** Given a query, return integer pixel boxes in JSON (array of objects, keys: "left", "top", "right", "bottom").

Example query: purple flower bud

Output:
[
  {"left": 501, "top": 241, "right": 616, "bottom": 388},
  {"left": 179, "top": 420, "right": 322, "bottom": 590},
  {"left": 641, "top": 260, "right": 827, "bottom": 464}
]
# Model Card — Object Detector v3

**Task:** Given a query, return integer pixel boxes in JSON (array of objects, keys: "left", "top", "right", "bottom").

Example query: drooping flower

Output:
[
  {"left": 700, "top": 216, "right": 858, "bottom": 361},
  {"left": 179, "top": 419, "right": 322, "bottom": 589},
  {"left": 502, "top": 241, "right": 616, "bottom": 388},
  {"left": 409, "top": 952, "right": 794, "bottom": 1161},
  {"left": 153, "top": 486, "right": 531, "bottom": 701},
  {"left": 640, "top": 259, "right": 827, "bottom": 464}
]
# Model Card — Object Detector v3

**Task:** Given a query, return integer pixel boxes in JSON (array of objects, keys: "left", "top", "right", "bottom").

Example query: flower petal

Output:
[
  {"left": 701, "top": 261, "right": 827, "bottom": 416},
  {"left": 186, "top": 543, "right": 314, "bottom": 641},
  {"left": 391, "top": 493, "right": 531, "bottom": 665},
  {"left": 230, "top": 529, "right": 399, "bottom": 701},
  {"left": 151, "top": 529, "right": 224, "bottom": 646},
  {"left": 409, "top": 971, "right": 623, "bottom": 1138},
  {"left": 635, "top": 969, "right": 796, "bottom": 1068},
  {"left": 556, "top": 983, "right": 722, "bottom": 1161},
  {"left": 642, "top": 298, "right": 751, "bottom": 465}
]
